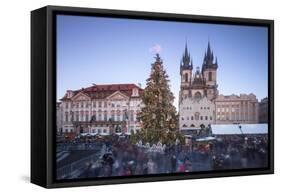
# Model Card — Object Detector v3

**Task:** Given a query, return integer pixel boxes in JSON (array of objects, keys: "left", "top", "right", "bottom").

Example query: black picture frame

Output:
[{"left": 31, "top": 5, "right": 274, "bottom": 188}]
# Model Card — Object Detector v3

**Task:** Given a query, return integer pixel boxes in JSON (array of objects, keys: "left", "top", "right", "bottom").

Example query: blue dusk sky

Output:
[{"left": 57, "top": 15, "right": 268, "bottom": 108}]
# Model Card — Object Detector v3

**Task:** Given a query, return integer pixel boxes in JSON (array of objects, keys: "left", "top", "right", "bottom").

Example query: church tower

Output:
[
  {"left": 201, "top": 41, "right": 218, "bottom": 100},
  {"left": 179, "top": 41, "right": 217, "bottom": 132},
  {"left": 179, "top": 43, "right": 193, "bottom": 104},
  {"left": 180, "top": 43, "right": 193, "bottom": 88}
]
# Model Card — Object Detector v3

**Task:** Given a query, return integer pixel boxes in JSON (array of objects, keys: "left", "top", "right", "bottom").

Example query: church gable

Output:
[
  {"left": 106, "top": 91, "right": 129, "bottom": 100},
  {"left": 71, "top": 92, "right": 91, "bottom": 101}
]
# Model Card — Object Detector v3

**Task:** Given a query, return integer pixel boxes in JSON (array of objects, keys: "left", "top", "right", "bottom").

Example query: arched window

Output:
[
  {"left": 208, "top": 72, "right": 212, "bottom": 81},
  {"left": 195, "top": 112, "right": 200, "bottom": 120},
  {"left": 194, "top": 92, "right": 202, "bottom": 100},
  {"left": 190, "top": 124, "right": 195, "bottom": 127},
  {"left": 185, "top": 73, "right": 188, "bottom": 82},
  {"left": 65, "top": 112, "right": 68, "bottom": 122}
]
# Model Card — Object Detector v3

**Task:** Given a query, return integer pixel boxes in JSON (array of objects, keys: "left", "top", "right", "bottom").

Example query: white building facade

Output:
[
  {"left": 58, "top": 84, "right": 143, "bottom": 135},
  {"left": 215, "top": 94, "right": 259, "bottom": 124}
]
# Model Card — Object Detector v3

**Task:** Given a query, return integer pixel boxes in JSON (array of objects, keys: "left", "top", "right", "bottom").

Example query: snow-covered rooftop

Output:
[{"left": 211, "top": 124, "right": 268, "bottom": 135}]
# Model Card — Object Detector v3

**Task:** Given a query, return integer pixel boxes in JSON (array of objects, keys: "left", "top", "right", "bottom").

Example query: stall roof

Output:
[{"left": 211, "top": 124, "right": 268, "bottom": 135}]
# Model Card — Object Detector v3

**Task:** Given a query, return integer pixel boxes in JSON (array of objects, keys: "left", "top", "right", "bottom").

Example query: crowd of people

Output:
[{"left": 76, "top": 134, "right": 268, "bottom": 178}]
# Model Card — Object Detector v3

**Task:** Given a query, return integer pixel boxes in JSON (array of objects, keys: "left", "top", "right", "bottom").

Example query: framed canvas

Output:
[{"left": 31, "top": 5, "right": 274, "bottom": 188}]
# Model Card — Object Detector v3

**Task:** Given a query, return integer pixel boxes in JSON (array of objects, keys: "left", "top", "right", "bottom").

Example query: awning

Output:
[
  {"left": 196, "top": 136, "right": 216, "bottom": 142},
  {"left": 211, "top": 124, "right": 268, "bottom": 135}
]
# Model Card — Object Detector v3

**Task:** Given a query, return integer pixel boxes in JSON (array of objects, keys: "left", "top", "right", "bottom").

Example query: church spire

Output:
[
  {"left": 202, "top": 41, "right": 218, "bottom": 70},
  {"left": 206, "top": 40, "right": 213, "bottom": 62},
  {"left": 180, "top": 42, "right": 193, "bottom": 75},
  {"left": 181, "top": 42, "right": 192, "bottom": 67}
]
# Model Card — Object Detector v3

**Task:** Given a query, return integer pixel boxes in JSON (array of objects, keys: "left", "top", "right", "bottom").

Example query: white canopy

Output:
[
  {"left": 80, "top": 132, "right": 97, "bottom": 136},
  {"left": 196, "top": 136, "right": 216, "bottom": 142},
  {"left": 211, "top": 124, "right": 268, "bottom": 135}
]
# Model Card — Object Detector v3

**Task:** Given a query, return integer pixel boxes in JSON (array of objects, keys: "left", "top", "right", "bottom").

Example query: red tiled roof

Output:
[{"left": 60, "top": 83, "right": 143, "bottom": 101}]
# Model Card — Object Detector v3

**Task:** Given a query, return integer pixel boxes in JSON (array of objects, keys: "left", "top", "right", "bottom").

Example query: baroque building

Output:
[
  {"left": 179, "top": 42, "right": 218, "bottom": 130},
  {"left": 58, "top": 84, "right": 143, "bottom": 135}
]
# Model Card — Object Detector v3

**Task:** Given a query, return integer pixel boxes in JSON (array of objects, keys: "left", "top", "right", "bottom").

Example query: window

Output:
[
  {"left": 93, "top": 101, "right": 96, "bottom": 108},
  {"left": 191, "top": 116, "right": 194, "bottom": 120},
  {"left": 104, "top": 112, "right": 107, "bottom": 121},
  {"left": 181, "top": 117, "right": 184, "bottom": 121},
  {"left": 210, "top": 116, "right": 213, "bottom": 120},
  {"left": 111, "top": 112, "right": 115, "bottom": 121},
  {"left": 103, "top": 129, "right": 107, "bottom": 133},
  {"left": 208, "top": 72, "right": 212, "bottom": 81},
  {"left": 104, "top": 101, "right": 107, "bottom": 108},
  {"left": 85, "top": 114, "right": 89, "bottom": 121},
  {"left": 194, "top": 92, "right": 202, "bottom": 100},
  {"left": 98, "top": 113, "right": 102, "bottom": 121},
  {"left": 98, "top": 101, "right": 102, "bottom": 108},
  {"left": 132, "top": 88, "right": 139, "bottom": 97},
  {"left": 130, "top": 111, "right": 134, "bottom": 122},
  {"left": 187, "top": 116, "right": 189, "bottom": 120},
  {"left": 205, "top": 116, "right": 208, "bottom": 120},
  {"left": 65, "top": 112, "right": 68, "bottom": 122},
  {"left": 195, "top": 112, "right": 199, "bottom": 120},
  {"left": 185, "top": 73, "right": 188, "bottom": 82},
  {"left": 200, "top": 116, "right": 203, "bottom": 120},
  {"left": 122, "top": 111, "right": 127, "bottom": 121}
]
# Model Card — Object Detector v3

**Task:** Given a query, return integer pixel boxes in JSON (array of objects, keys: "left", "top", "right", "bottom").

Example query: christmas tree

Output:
[{"left": 135, "top": 53, "right": 181, "bottom": 144}]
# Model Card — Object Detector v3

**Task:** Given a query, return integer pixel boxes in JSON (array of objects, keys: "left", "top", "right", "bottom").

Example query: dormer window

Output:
[
  {"left": 132, "top": 88, "right": 139, "bottom": 97},
  {"left": 66, "top": 90, "right": 74, "bottom": 98}
]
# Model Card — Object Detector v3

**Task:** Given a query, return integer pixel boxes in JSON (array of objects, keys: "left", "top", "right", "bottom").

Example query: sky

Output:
[{"left": 57, "top": 14, "right": 268, "bottom": 108}]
